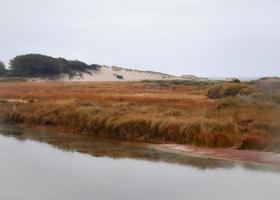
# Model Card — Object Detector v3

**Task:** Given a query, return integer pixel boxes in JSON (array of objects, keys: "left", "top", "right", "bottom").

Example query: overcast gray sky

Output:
[{"left": 0, "top": 0, "right": 279, "bottom": 77}]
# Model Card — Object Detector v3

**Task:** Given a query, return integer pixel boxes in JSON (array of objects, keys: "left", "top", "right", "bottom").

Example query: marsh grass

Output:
[{"left": 0, "top": 81, "right": 279, "bottom": 150}]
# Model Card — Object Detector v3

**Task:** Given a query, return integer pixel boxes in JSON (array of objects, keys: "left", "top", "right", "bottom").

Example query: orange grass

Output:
[{"left": 0, "top": 81, "right": 279, "bottom": 150}]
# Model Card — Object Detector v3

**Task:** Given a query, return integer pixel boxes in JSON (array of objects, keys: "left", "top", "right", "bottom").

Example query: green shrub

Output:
[
  {"left": 207, "top": 83, "right": 249, "bottom": 99},
  {"left": 231, "top": 78, "right": 241, "bottom": 83},
  {"left": 222, "top": 83, "right": 246, "bottom": 97},
  {"left": 206, "top": 85, "right": 223, "bottom": 99},
  {"left": 115, "top": 74, "right": 124, "bottom": 79},
  {"left": 113, "top": 74, "right": 124, "bottom": 79}
]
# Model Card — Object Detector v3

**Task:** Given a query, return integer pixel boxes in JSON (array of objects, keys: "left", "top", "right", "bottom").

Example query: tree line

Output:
[{"left": 0, "top": 54, "right": 101, "bottom": 78}]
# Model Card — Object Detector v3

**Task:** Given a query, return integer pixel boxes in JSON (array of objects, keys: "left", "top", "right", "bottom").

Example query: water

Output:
[{"left": 0, "top": 127, "right": 280, "bottom": 200}]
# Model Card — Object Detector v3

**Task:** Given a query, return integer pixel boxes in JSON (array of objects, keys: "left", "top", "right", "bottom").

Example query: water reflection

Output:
[
  {"left": 0, "top": 126, "right": 279, "bottom": 172},
  {"left": 0, "top": 126, "right": 280, "bottom": 200}
]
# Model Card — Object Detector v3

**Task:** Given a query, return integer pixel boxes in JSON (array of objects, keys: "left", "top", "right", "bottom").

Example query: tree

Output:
[
  {"left": 0, "top": 61, "right": 7, "bottom": 76},
  {"left": 9, "top": 54, "right": 101, "bottom": 78},
  {"left": 9, "top": 54, "right": 60, "bottom": 77}
]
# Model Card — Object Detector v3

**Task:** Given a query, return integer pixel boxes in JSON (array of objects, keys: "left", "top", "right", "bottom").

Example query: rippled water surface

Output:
[{"left": 0, "top": 127, "right": 280, "bottom": 200}]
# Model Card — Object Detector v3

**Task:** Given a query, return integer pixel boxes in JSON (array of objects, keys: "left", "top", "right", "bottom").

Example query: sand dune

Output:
[{"left": 59, "top": 66, "right": 176, "bottom": 81}]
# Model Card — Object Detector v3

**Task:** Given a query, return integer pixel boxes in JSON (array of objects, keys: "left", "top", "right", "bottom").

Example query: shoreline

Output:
[
  {"left": 151, "top": 143, "right": 280, "bottom": 167},
  {"left": 1, "top": 124, "right": 280, "bottom": 168}
]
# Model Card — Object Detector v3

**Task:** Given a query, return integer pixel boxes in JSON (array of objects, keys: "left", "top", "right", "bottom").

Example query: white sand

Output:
[{"left": 60, "top": 66, "right": 177, "bottom": 82}]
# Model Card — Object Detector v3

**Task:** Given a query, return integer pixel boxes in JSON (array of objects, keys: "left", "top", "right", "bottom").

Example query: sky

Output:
[{"left": 0, "top": 0, "right": 279, "bottom": 77}]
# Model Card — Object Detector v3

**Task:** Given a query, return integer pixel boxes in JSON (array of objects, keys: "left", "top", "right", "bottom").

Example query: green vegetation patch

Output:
[
  {"left": 207, "top": 83, "right": 252, "bottom": 99},
  {"left": 8, "top": 54, "right": 101, "bottom": 78}
]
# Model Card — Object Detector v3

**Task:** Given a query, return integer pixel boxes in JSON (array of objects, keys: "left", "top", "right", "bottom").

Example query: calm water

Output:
[{"left": 0, "top": 127, "right": 280, "bottom": 200}]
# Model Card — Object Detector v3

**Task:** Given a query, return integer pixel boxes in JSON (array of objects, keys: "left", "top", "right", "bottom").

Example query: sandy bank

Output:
[{"left": 152, "top": 144, "right": 280, "bottom": 167}]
